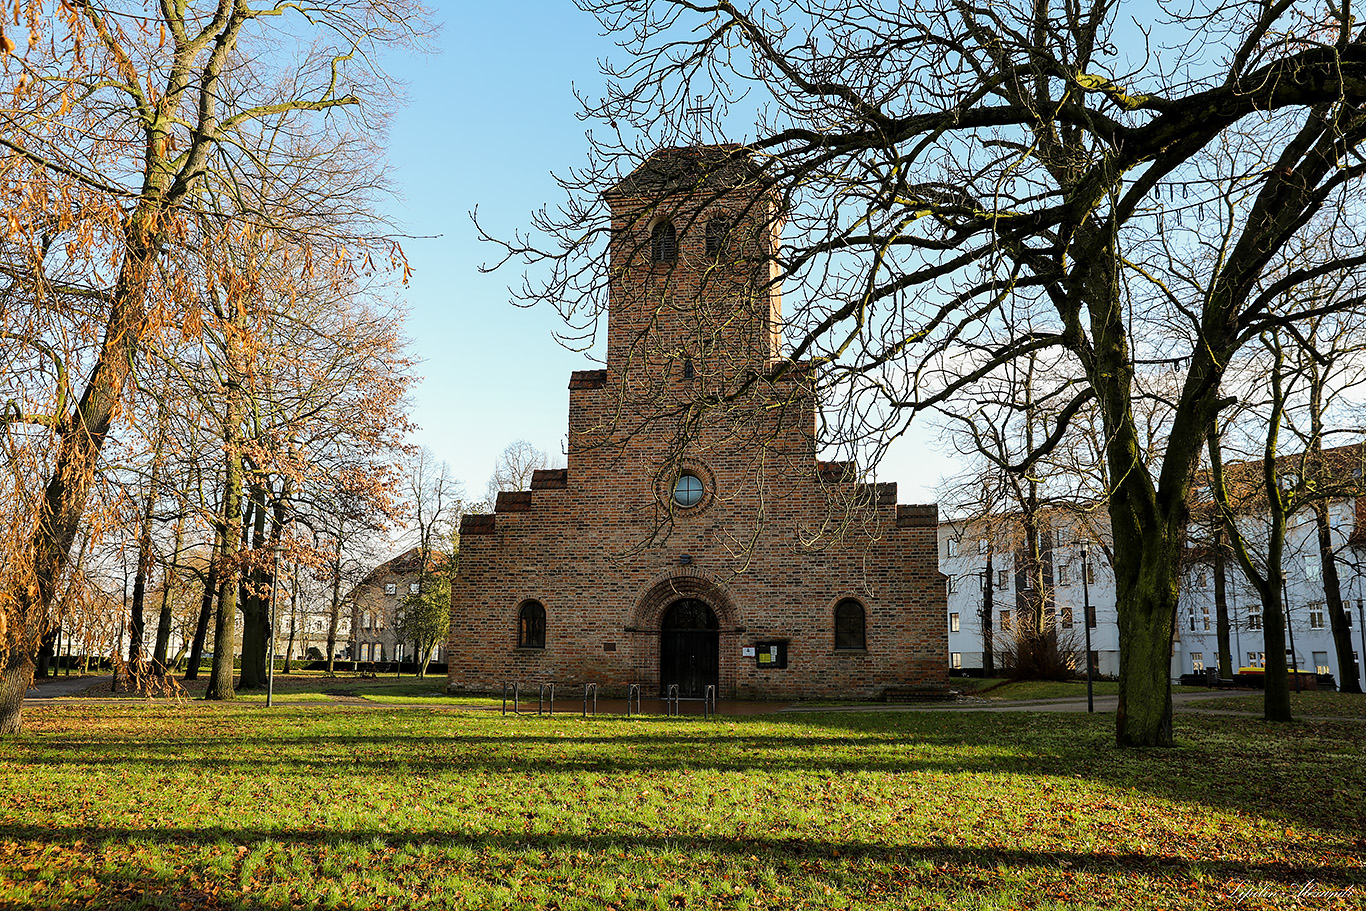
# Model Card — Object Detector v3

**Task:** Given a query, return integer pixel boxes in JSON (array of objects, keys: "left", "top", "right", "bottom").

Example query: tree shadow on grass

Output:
[
  {"left": 13, "top": 705, "right": 1366, "bottom": 847},
  {"left": 1, "top": 824, "right": 1361, "bottom": 901}
]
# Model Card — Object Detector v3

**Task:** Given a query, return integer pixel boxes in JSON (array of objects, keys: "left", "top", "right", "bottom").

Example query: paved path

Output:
[
  {"left": 21, "top": 679, "right": 1361, "bottom": 722},
  {"left": 24, "top": 675, "right": 110, "bottom": 699}
]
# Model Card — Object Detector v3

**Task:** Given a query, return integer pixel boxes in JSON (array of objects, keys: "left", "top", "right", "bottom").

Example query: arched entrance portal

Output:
[{"left": 660, "top": 598, "right": 719, "bottom": 698}]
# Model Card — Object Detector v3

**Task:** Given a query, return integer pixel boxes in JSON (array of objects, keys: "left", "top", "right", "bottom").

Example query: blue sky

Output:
[{"left": 382, "top": 2, "right": 953, "bottom": 504}]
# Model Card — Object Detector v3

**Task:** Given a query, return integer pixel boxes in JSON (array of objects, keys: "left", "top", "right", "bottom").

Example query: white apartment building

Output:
[
  {"left": 941, "top": 501, "right": 1366, "bottom": 690},
  {"left": 940, "top": 517, "right": 1122, "bottom": 678}
]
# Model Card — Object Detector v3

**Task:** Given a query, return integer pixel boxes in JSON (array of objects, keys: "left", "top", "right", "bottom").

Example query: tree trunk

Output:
[
  {"left": 35, "top": 629, "right": 58, "bottom": 679},
  {"left": 184, "top": 525, "right": 222, "bottom": 681},
  {"left": 326, "top": 536, "right": 344, "bottom": 674},
  {"left": 0, "top": 223, "right": 164, "bottom": 735},
  {"left": 237, "top": 485, "right": 268, "bottom": 689},
  {"left": 1113, "top": 529, "right": 1179, "bottom": 748},
  {"left": 0, "top": 659, "right": 34, "bottom": 735},
  {"left": 206, "top": 395, "right": 244, "bottom": 701},
  {"left": 283, "top": 570, "right": 300, "bottom": 674},
  {"left": 153, "top": 503, "right": 186, "bottom": 675},
  {"left": 1212, "top": 524, "right": 1233, "bottom": 679},
  {"left": 979, "top": 550, "right": 994, "bottom": 676},
  {"left": 1313, "top": 494, "right": 1362, "bottom": 693},
  {"left": 1260, "top": 578, "right": 1292, "bottom": 721}
]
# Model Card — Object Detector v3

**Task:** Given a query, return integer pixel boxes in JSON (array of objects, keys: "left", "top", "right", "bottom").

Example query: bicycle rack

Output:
[
  {"left": 626, "top": 683, "right": 642, "bottom": 717},
  {"left": 583, "top": 683, "right": 598, "bottom": 717},
  {"left": 666, "top": 684, "right": 681, "bottom": 716},
  {"left": 502, "top": 681, "right": 555, "bottom": 716}
]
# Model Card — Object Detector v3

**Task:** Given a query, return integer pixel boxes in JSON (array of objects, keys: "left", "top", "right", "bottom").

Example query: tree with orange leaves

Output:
[{"left": 0, "top": 0, "right": 430, "bottom": 733}]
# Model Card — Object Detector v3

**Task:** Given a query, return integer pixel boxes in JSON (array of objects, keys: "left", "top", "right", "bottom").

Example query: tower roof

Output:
[{"left": 605, "top": 144, "right": 764, "bottom": 199}]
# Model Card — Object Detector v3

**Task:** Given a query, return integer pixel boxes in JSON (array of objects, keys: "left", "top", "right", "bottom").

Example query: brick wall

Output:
[{"left": 449, "top": 147, "right": 947, "bottom": 700}]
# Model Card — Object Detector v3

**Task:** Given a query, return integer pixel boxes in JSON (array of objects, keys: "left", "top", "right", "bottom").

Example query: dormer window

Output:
[
  {"left": 651, "top": 220, "right": 677, "bottom": 263},
  {"left": 705, "top": 217, "right": 729, "bottom": 256}
]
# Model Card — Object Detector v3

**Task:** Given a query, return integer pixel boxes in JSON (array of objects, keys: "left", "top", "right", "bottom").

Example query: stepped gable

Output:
[
  {"left": 569, "top": 370, "right": 607, "bottom": 390},
  {"left": 495, "top": 491, "right": 532, "bottom": 513},
  {"left": 531, "top": 469, "right": 568, "bottom": 490},
  {"left": 459, "top": 514, "right": 495, "bottom": 536},
  {"left": 817, "top": 460, "right": 856, "bottom": 483},
  {"left": 897, "top": 504, "right": 938, "bottom": 528}
]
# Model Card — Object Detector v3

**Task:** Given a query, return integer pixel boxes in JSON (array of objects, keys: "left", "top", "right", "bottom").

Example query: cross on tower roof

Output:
[{"left": 684, "top": 94, "right": 713, "bottom": 144}]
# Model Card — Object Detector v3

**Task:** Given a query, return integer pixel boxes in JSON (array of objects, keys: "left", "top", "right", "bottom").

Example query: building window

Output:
[
  {"left": 682, "top": 357, "right": 695, "bottom": 380},
  {"left": 1061, "top": 606, "right": 1073, "bottom": 629},
  {"left": 1313, "top": 651, "right": 1330, "bottom": 675},
  {"left": 946, "top": 576, "right": 958, "bottom": 595},
  {"left": 672, "top": 472, "right": 704, "bottom": 508},
  {"left": 518, "top": 600, "right": 546, "bottom": 649},
  {"left": 950, "top": 612, "right": 960, "bottom": 633},
  {"left": 1202, "top": 605, "right": 1211, "bottom": 631},
  {"left": 1309, "top": 603, "right": 1325, "bottom": 629},
  {"left": 977, "top": 538, "right": 989, "bottom": 554},
  {"left": 834, "top": 599, "right": 866, "bottom": 650},
  {"left": 1248, "top": 609, "right": 1263, "bottom": 631},
  {"left": 1247, "top": 651, "right": 1265, "bottom": 668},
  {"left": 997, "top": 568, "right": 1009, "bottom": 588},
  {"left": 950, "top": 652, "right": 962, "bottom": 669},
  {"left": 1083, "top": 562, "right": 1096, "bottom": 585},
  {"left": 705, "top": 217, "right": 729, "bottom": 256},
  {"left": 1086, "top": 605, "right": 1097, "bottom": 629},
  {"left": 1056, "top": 564, "right": 1070, "bottom": 586},
  {"left": 409, "top": 582, "right": 420, "bottom": 595},
  {"left": 1000, "top": 610, "right": 1012, "bottom": 632},
  {"left": 946, "top": 538, "right": 958, "bottom": 558},
  {"left": 651, "top": 220, "right": 678, "bottom": 262},
  {"left": 362, "top": 611, "right": 371, "bottom": 630},
  {"left": 384, "top": 583, "right": 397, "bottom": 596},
  {"left": 1196, "top": 571, "right": 1208, "bottom": 589},
  {"left": 1304, "top": 556, "right": 1321, "bottom": 581},
  {"left": 1191, "top": 652, "right": 1204, "bottom": 672}
]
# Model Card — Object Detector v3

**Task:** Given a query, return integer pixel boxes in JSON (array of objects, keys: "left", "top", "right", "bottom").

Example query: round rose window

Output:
[{"left": 673, "top": 473, "right": 704, "bottom": 508}]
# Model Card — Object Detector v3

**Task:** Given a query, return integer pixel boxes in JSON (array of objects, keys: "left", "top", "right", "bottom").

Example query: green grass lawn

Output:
[
  {"left": 1186, "top": 690, "right": 1366, "bottom": 718},
  {"left": 973, "top": 679, "right": 1121, "bottom": 700},
  {"left": 1, "top": 704, "right": 1362, "bottom": 910}
]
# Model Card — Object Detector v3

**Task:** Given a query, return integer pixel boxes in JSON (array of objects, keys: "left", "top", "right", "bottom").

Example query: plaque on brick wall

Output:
[{"left": 742, "top": 647, "right": 756, "bottom": 657}]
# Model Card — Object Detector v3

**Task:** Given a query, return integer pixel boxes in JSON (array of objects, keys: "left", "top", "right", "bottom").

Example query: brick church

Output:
[{"left": 448, "top": 145, "right": 946, "bottom": 700}]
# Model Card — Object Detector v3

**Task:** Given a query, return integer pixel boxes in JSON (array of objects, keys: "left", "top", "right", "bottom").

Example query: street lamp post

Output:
[
  {"left": 1357, "top": 595, "right": 1365, "bottom": 693},
  {"left": 267, "top": 559, "right": 277, "bottom": 708},
  {"left": 1080, "top": 542, "right": 1094, "bottom": 714},
  {"left": 1283, "top": 576, "right": 1301, "bottom": 693}
]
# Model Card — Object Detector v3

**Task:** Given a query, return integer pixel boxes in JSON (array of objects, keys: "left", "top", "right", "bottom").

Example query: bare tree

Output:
[
  {"left": 485, "top": 439, "right": 561, "bottom": 505},
  {"left": 490, "top": 0, "right": 1366, "bottom": 745}
]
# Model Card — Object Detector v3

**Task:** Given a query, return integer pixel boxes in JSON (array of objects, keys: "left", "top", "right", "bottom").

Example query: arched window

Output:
[
  {"left": 834, "top": 599, "right": 866, "bottom": 650},
  {"left": 651, "top": 220, "right": 678, "bottom": 263},
  {"left": 518, "top": 600, "right": 546, "bottom": 649},
  {"left": 705, "top": 217, "right": 729, "bottom": 256}
]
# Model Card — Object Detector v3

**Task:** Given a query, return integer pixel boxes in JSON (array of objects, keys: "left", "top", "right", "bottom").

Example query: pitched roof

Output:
[{"left": 604, "top": 144, "right": 765, "bottom": 199}]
